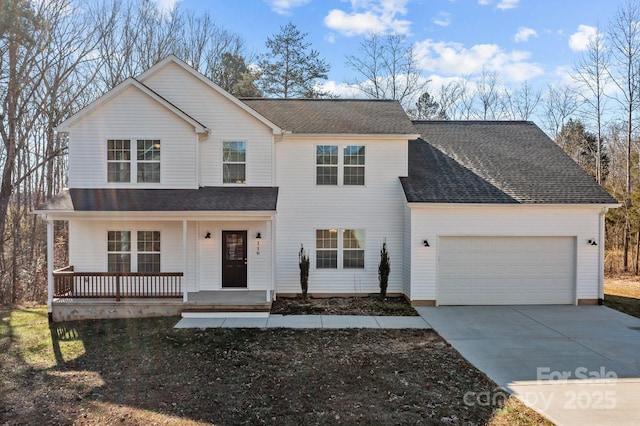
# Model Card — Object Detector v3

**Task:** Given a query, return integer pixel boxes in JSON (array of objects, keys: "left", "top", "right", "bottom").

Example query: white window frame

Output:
[
  {"left": 107, "top": 230, "right": 132, "bottom": 272},
  {"left": 107, "top": 138, "right": 162, "bottom": 184},
  {"left": 343, "top": 229, "right": 365, "bottom": 269},
  {"left": 315, "top": 144, "right": 366, "bottom": 186},
  {"left": 343, "top": 145, "right": 365, "bottom": 186},
  {"left": 136, "top": 230, "right": 161, "bottom": 273},
  {"left": 136, "top": 140, "right": 161, "bottom": 183},
  {"left": 107, "top": 139, "right": 131, "bottom": 183},
  {"left": 107, "top": 230, "right": 161, "bottom": 272},
  {"left": 315, "top": 228, "right": 366, "bottom": 270},
  {"left": 222, "top": 141, "right": 247, "bottom": 184},
  {"left": 316, "top": 145, "right": 339, "bottom": 186}
]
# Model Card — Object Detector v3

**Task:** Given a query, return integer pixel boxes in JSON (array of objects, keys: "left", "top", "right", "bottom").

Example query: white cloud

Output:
[
  {"left": 324, "top": 0, "right": 412, "bottom": 36},
  {"left": 265, "top": 0, "right": 311, "bottom": 15},
  {"left": 569, "top": 24, "right": 598, "bottom": 52},
  {"left": 497, "top": 0, "right": 519, "bottom": 10},
  {"left": 414, "top": 39, "right": 544, "bottom": 82},
  {"left": 151, "top": 0, "right": 181, "bottom": 12},
  {"left": 477, "top": 0, "right": 520, "bottom": 9},
  {"left": 514, "top": 27, "right": 537, "bottom": 43},
  {"left": 322, "top": 80, "right": 364, "bottom": 98},
  {"left": 433, "top": 11, "right": 451, "bottom": 27}
]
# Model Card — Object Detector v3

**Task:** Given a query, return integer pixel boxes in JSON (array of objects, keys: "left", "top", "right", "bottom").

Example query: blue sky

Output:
[{"left": 155, "top": 0, "right": 617, "bottom": 98}]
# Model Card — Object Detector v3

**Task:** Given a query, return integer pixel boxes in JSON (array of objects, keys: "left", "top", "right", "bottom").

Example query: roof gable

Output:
[
  {"left": 403, "top": 121, "right": 618, "bottom": 205},
  {"left": 137, "top": 55, "right": 282, "bottom": 134},
  {"left": 56, "top": 78, "right": 209, "bottom": 134}
]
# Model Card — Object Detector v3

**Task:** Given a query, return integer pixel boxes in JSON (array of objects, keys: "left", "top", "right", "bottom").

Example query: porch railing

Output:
[{"left": 53, "top": 266, "right": 183, "bottom": 300}]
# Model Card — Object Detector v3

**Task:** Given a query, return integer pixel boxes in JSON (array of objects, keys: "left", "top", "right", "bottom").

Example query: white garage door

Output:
[{"left": 438, "top": 236, "right": 575, "bottom": 305}]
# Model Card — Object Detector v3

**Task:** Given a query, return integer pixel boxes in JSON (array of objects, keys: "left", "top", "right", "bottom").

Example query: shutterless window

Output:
[
  {"left": 316, "top": 145, "right": 338, "bottom": 185},
  {"left": 137, "top": 231, "right": 160, "bottom": 272},
  {"left": 107, "top": 139, "right": 131, "bottom": 182},
  {"left": 107, "top": 231, "right": 131, "bottom": 272},
  {"left": 316, "top": 229, "right": 338, "bottom": 268},
  {"left": 223, "top": 141, "right": 246, "bottom": 184},
  {"left": 137, "top": 140, "right": 160, "bottom": 183},
  {"left": 343, "top": 229, "right": 365, "bottom": 269},
  {"left": 344, "top": 145, "right": 365, "bottom": 185}
]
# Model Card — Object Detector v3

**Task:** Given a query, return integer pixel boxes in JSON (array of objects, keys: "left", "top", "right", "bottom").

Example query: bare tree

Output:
[
  {"left": 607, "top": 0, "right": 640, "bottom": 271},
  {"left": 502, "top": 81, "right": 542, "bottom": 120},
  {"left": 475, "top": 68, "right": 502, "bottom": 120},
  {"left": 346, "top": 34, "right": 429, "bottom": 110},
  {"left": 543, "top": 84, "right": 581, "bottom": 139},
  {"left": 573, "top": 26, "right": 610, "bottom": 184}
]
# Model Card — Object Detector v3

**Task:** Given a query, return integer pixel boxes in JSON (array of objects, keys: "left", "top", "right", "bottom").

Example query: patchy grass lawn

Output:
[
  {"left": 604, "top": 275, "right": 640, "bottom": 319},
  {"left": 271, "top": 296, "right": 418, "bottom": 316},
  {"left": 0, "top": 307, "right": 551, "bottom": 425}
]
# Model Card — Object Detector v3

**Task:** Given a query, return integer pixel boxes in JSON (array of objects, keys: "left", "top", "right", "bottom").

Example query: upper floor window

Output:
[
  {"left": 137, "top": 140, "right": 161, "bottom": 183},
  {"left": 107, "top": 139, "right": 131, "bottom": 183},
  {"left": 107, "top": 139, "right": 160, "bottom": 183},
  {"left": 223, "top": 141, "right": 246, "bottom": 184},
  {"left": 316, "top": 145, "right": 338, "bottom": 185},
  {"left": 343, "top": 146, "right": 365, "bottom": 185},
  {"left": 316, "top": 145, "right": 365, "bottom": 186}
]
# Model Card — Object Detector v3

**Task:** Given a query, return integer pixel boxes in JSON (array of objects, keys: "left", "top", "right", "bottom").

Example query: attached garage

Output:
[{"left": 437, "top": 236, "right": 576, "bottom": 305}]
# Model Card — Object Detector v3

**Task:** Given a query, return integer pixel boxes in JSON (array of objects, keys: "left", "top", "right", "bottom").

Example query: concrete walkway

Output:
[
  {"left": 174, "top": 314, "right": 431, "bottom": 329},
  {"left": 416, "top": 305, "right": 640, "bottom": 426}
]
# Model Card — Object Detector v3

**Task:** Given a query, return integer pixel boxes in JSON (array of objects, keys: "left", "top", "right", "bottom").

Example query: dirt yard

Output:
[
  {"left": 604, "top": 275, "right": 640, "bottom": 319},
  {"left": 0, "top": 308, "right": 551, "bottom": 425},
  {"left": 270, "top": 295, "right": 418, "bottom": 316}
]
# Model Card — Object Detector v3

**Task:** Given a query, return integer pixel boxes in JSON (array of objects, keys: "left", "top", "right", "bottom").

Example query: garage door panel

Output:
[{"left": 438, "top": 237, "right": 575, "bottom": 305}]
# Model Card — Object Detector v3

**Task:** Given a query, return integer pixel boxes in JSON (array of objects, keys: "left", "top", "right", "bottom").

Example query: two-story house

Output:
[{"left": 36, "top": 56, "right": 618, "bottom": 321}]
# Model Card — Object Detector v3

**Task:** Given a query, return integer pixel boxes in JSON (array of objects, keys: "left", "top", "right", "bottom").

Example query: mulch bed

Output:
[{"left": 270, "top": 296, "right": 419, "bottom": 316}]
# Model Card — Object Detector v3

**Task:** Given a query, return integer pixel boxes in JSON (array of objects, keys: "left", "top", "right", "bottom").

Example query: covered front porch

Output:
[{"left": 35, "top": 186, "right": 279, "bottom": 322}]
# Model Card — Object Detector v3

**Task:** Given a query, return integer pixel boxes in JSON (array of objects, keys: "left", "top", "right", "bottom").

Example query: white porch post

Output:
[
  {"left": 46, "top": 218, "right": 54, "bottom": 319},
  {"left": 270, "top": 216, "right": 276, "bottom": 301},
  {"left": 183, "top": 220, "right": 188, "bottom": 302}
]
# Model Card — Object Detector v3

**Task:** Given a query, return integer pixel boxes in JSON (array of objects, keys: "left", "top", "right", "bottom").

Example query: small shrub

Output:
[
  {"left": 378, "top": 240, "right": 390, "bottom": 298},
  {"left": 299, "top": 245, "right": 310, "bottom": 299}
]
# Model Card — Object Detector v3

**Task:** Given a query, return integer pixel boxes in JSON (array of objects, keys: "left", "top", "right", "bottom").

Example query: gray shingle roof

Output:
[
  {"left": 402, "top": 121, "right": 618, "bottom": 204},
  {"left": 36, "top": 187, "right": 278, "bottom": 212},
  {"left": 241, "top": 99, "right": 417, "bottom": 134}
]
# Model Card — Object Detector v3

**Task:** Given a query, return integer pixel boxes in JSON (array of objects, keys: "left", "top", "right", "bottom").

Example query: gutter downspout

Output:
[{"left": 598, "top": 207, "right": 607, "bottom": 305}]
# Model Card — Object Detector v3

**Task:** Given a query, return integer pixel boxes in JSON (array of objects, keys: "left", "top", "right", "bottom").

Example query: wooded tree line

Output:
[{"left": 1, "top": 0, "right": 639, "bottom": 304}]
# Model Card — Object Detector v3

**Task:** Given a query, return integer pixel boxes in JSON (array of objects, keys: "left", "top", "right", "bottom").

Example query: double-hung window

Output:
[
  {"left": 343, "top": 146, "right": 365, "bottom": 185},
  {"left": 223, "top": 141, "right": 246, "bottom": 184},
  {"left": 316, "top": 145, "right": 338, "bottom": 185},
  {"left": 107, "top": 139, "right": 131, "bottom": 183},
  {"left": 343, "top": 229, "right": 365, "bottom": 268},
  {"left": 107, "top": 139, "right": 160, "bottom": 183},
  {"left": 107, "top": 231, "right": 131, "bottom": 272},
  {"left": 137, "top": 231, "right": 161, "bottom": 272},
  {"left": 107, "top": 231, "right": 161, "bottom": 272},
  {"left": 316, "top": 145, "right": 365, "bottom": 185},
  {"left": 137, "top": 140, "right": 161, "bottom": 183},
  {"left": 316, "top": 229, "right": 338, "bottom": 268},
  {"left": 316, "top": 228, "right": 365, "bottom": 269}
]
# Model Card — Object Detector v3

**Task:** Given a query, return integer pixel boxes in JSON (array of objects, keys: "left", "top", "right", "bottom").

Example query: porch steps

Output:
[{"left": 182, "top": 291, "right": 272, "bottom": 318}]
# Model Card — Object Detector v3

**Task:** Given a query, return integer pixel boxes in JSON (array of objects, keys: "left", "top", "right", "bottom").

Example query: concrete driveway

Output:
[{"left": 416, "top": 306, "right": 640, "bottom": 426}]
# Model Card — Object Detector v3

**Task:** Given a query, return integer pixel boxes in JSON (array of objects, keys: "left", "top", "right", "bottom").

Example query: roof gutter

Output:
[{"left": 280, "top": 133, "right": 421, "bottom": 140}]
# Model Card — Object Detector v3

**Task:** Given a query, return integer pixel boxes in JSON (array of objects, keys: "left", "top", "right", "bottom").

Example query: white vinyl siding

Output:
[
  {"left": 141, "top": 61, "right": 274, "bottom": 186},
  {"left": 275, "top": 137, "right": 407, "bottom": 295},
  {"left": 68, "top": 86, "right": 197, "bottom": 188},
  {"left": 407, "top": 205, "right": 603, "bottom": 304}
]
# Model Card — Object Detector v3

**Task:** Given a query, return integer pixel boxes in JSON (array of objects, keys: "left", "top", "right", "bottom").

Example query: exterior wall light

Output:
[
  {"left": 587, "top": 238, "right": 597, "bottom": 246},
  {"left": 204, "top": 232, "right": 211, "bottom": 239},
  {"left": 423, "top": 239, "right": 430, "bottom": 247},
  {"left": 256, "top": 232, "right": 262, "bottom": 239}
]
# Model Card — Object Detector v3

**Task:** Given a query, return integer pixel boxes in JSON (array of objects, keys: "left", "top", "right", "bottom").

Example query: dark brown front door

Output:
[{"left": 222, "top": 230, "right": 247, "bottom": 288}]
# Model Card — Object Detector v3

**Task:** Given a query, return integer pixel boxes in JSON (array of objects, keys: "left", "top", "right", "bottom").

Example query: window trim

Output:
[
  {"left": 315, "top": 144, "right": 367, "bottom": 187},
  {"left": 106, "top": 229, "right": 162, "bottom": 272},
  {"left": 136, "top": 139, "right": 161, "bottom": 183},
  {"left": 222, "top": 140, "right": 247, "bottom": 185},
  {"left": 343, "top": 145, "right": 366, "bottom": 186},
  {"left": 314, "top": 228, "right": 366, "bottom": 270},
  {"left": 316, "top": 145, "right": 339, "bottom": 186},
  {"left": 342, "top": 229, "right": 365, "bottom": 269},
  {"left": 137, "top": 230, "right": 161, "bottom": 273},
  {"left": 107, "top": 230, "right": 132, "bottom": 273},
  {"left": 106, "top": 138, "right": 162, "bottom": 184}
]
